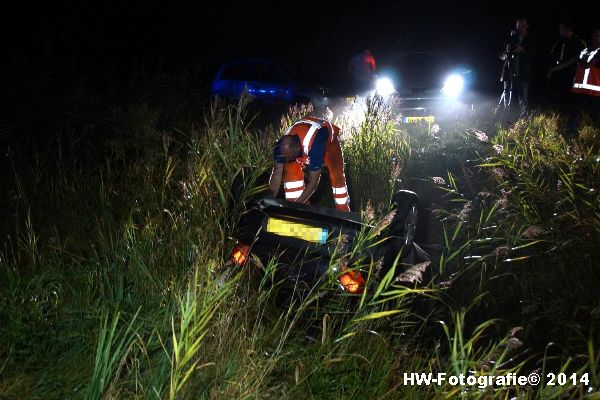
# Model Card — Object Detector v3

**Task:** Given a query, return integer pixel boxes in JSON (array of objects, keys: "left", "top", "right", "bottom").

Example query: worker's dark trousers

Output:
[{"left": 566, "top": 94, "right": 600, "bottom": 137}]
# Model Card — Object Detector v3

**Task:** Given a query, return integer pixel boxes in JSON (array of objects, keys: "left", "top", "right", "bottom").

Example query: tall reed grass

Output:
[{"left": 1, "top": 82, "right": 599, "bottom": 399}]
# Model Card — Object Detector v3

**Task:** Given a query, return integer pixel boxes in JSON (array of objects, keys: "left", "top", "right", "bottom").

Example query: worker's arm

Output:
[
  {"left": 268, "top": 163, "right": 284, "bottom": 197},
  {"left": 547, "top": 55, "right": 579, "bottom": 77},
  {"left": 515, "top": 35, "right": 535, "bottom": 56},
  {"left": 295, "top": 170, "right": 321, "bottom": 204}
]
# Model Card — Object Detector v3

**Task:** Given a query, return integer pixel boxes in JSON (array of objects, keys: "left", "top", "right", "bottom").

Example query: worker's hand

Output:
[
  {"left": 295, "top": 170, "right": 320, "bottom": 205},
  {"left": 514, "top": 44, "right": 524, "bottom": 53}
]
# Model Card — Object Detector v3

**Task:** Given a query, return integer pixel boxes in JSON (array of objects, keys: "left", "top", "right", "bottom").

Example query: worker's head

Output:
[
  {"left": 516, "top": 18, "right": 529, "bottom": 35},
  {"left": 559, "top": 20, "right": 575, "bottom": 38},
  {"left": 275, "top": 135, "right": 302, "bottom": 162}
]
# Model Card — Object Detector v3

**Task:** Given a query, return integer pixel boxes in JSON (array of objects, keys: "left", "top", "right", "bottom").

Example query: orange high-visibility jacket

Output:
[
  {"left": 284, "top": 117, "right": 340, "bottom": 166},
  {"left": 572, "top": 48, "right": 600, "bottom": 97},
  {"left": 282, "top": 117, "right": 350, "bottom": 211}
]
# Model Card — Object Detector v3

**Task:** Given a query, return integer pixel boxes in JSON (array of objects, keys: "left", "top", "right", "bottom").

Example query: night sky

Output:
[{"left": 3, "top": 0, "right": 600, "bottom": 91}]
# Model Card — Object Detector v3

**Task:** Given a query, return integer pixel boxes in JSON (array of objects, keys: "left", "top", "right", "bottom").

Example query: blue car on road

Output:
[{"left": 211, "top": 59, "right": 331, "bottom": 108}]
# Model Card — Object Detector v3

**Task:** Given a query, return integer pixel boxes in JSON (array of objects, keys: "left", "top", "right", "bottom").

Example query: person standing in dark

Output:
[
  {"left": 348, "top": 49, "right": 377, "bottom": 93},
  {"left": 499, "top": 17, "right": 537, "bottom": 122},
  {"left": 546, "top": 21, "right": 587, "bottom": 111},
  {"left": 559, "top": 27, "right": 600, "bottom": 138}
]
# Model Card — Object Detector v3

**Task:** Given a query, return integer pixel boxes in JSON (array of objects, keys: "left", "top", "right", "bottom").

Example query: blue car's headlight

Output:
[{"left": 442, "top": 74, "right": 465, "bottom": 98}]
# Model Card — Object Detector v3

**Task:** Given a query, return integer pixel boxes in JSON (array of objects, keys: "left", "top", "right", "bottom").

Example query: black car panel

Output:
[{"left": 231, "top": 193, "right": 429, "bottom": 291}]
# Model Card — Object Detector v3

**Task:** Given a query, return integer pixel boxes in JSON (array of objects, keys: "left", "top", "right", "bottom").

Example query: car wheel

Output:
[{"left": 389, "top": 190, "right": 420, "bottom": 248}]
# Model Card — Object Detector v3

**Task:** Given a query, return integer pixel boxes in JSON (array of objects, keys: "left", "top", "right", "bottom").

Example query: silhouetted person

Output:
[
  {"left": 498, "top": 17, "right": 536, "bottom": 123},
  {"left": 348, "top": 49, "right": 376, "bottom": 93},
  {"left": 546, "top": 20, "right": 586, "bottom": 111}
]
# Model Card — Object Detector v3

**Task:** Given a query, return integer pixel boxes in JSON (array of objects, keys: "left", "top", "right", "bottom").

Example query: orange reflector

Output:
[
  {"left": 230, "top": 243, "right": 251, "bottom": 266},
  {"left": 339, "top": 271, "right": 365, "bottom": 294}
]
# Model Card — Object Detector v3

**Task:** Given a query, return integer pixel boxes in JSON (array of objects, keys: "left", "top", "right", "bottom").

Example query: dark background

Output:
[{"left": 2, "top": 0, "right": 600, "bottom": 96}]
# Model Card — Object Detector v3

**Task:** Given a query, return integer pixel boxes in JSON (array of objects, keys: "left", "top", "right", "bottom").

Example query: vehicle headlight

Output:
[
  {"left": 375, "top": 77, "right": 395, "bottom": 97},
  {"left": 441, "top": 74, "right": 464, "bottom": 98}
]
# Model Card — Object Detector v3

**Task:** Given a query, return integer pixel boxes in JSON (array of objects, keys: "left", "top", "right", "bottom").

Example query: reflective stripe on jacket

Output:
[{"left": 572, "top": 48, "right": 600, "bottom": 96}]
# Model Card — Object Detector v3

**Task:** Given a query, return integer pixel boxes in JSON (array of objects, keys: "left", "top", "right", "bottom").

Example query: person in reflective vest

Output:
[
  {"left": 560, "top": 28, "right": 600, "bottom": 136},
  {"left": 269, "top": 116, "right": 350, "bottom": 212}
]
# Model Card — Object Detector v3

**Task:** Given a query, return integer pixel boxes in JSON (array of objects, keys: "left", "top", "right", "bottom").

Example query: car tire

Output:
[{"left": 388, "top": 190, "right": 420, "bottom": 248}]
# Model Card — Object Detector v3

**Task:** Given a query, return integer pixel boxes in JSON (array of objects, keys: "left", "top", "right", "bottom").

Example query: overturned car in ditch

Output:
[{"left": 228, "top": 187, "right": 431, "bottom": 295}]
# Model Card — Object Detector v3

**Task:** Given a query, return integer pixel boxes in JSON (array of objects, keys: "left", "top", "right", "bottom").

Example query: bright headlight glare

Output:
[
  {"left": 442, "top": 74, "right": 464, "bottom": 98},
  {"left": 375, "top": 77, "right": 395, "bottom": 97}
]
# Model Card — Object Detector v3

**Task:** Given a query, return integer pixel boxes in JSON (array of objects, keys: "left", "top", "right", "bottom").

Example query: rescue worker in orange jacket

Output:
[
  {"left": 269, "top": 116, "right": 350, "bottom": 212},
  {"left": 552, "top": 27, "right": 600, "bottom": 136}
]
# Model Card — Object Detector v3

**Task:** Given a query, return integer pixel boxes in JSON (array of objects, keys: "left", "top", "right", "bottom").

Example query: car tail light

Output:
[
  {"left": 230, "top": 243, "right": 251, "bottom": 266},
  {"left": 339, "top": 270, "right": 365, "bottom": 294}
]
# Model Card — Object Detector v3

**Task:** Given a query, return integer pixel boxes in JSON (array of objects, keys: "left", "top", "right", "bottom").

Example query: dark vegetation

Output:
[{"left": 1, "top": 69, "right": 599, "bottom": 399}]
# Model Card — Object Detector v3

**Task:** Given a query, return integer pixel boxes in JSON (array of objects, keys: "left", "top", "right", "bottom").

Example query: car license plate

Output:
[
  {"left": 266, "top": 218, "right": 328, "bottom": 244},
  {"left": 401, "top": 116, "right": 435, "bottom": 124}
]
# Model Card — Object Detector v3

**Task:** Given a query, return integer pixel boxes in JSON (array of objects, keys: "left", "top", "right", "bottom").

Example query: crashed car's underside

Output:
[{"left": 229, "top": 191, "right": 430, "bottom": 294}]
